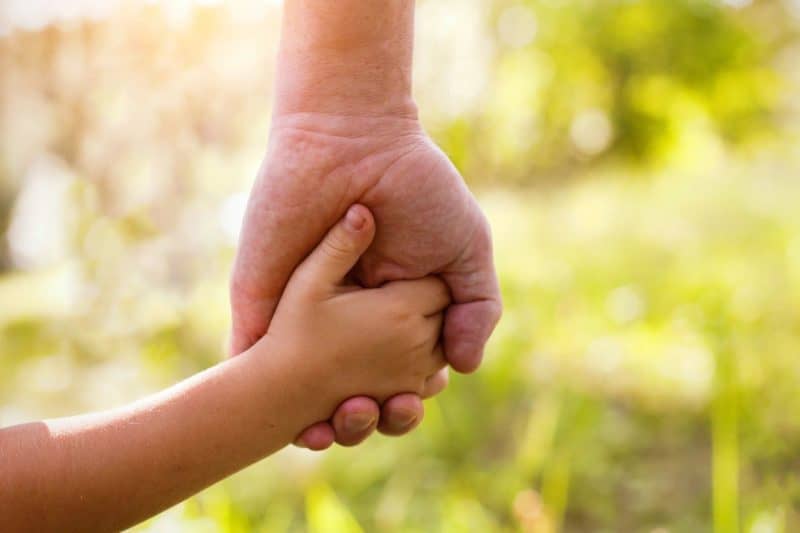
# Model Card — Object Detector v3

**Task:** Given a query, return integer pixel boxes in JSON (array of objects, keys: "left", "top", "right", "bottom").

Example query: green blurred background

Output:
[{"left": 1, "top": 0, "right": 799, "bottom": 531}]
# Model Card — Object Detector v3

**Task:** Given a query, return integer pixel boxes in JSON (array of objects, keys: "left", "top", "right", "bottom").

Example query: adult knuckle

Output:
[{"left": 489, "top": 298, "right": 504, "bottom": 325}]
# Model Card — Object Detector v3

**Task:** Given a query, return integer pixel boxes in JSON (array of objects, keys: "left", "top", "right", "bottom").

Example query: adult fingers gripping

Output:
[
  {"left": 378, "top": 394, "right": 424, "bottom": 436},
  {"left": 293, "top": 422, "right": 335, "bottom": 451},
  {"left": 331, "top": 396, "right": 381, "bottom": 447},
  {"left": 441, "top": 213, "right": 502, "bottom": 374}
]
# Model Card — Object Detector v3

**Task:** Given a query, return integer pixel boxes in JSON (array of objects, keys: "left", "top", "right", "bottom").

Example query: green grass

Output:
[{"left": 4, "top": 155, "right": 800, "bottom": 532}]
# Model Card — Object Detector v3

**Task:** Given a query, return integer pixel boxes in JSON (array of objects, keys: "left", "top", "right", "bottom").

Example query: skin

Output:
[
  {"left": 231, "top": 0, "right": 502, "bottom": 450},
  {"left": 0, "top": 206, "right": 449, "bottom": 533}
]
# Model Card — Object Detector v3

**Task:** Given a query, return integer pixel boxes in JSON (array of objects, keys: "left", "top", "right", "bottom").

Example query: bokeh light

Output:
[{"left": 2, "top": 1, "right": 800, "bottom": 531}]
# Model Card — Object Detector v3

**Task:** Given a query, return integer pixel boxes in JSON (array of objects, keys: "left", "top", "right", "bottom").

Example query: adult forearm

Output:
[
  {"left": 275, "top": 0, "right": 417, "bottom": 117},
  {"left": 0, "top": 346, "right": 316, "bottom": 532}
]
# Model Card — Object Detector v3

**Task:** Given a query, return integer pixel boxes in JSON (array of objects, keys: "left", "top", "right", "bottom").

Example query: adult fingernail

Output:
[
  {"left": 345, "top": 206, "right": 366, "bottom": 231},
  {"left": 344, "top": 413, "right": 376, "bottom": 433},
  {"left": 396, "top": 410, "right": 418, "bottom": 428}
]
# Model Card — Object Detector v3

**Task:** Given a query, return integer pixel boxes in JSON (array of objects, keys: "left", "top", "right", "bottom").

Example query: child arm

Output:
[
  {"left": 0, "top": 204, "right": 448, "bottom": 532},
  {"left": 0, "top": 339, "right": 313, "bottom": 533}
]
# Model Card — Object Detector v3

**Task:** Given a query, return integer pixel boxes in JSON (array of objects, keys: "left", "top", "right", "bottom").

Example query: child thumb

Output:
[{"left": 299, "top": 204, "right": 375, "bottom": 287}]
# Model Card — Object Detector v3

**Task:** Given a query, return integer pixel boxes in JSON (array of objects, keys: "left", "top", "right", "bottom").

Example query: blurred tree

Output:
[
  {"left": 2, "top": 2, "right": 800, "bottom": 531},
  {"left": 431, "top": 0, "right": 797, "bottom": 183}
]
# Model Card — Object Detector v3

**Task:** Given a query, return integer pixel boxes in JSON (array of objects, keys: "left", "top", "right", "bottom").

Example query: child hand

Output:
[{"left": 259, "top": 204, "right": 450, "bottom": 418}]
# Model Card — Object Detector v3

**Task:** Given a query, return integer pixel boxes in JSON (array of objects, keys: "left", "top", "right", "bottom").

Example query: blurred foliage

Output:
[
  {"left": 423, "top": 0, "right": 800, "bottom": 182},
  {"left": 2, "top": 1, "right": 800, "bottom": 532}
]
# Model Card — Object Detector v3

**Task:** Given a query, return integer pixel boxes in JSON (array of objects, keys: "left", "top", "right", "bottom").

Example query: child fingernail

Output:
[{"left": 345, "top": 207, "right": 366, "bottom": 231}]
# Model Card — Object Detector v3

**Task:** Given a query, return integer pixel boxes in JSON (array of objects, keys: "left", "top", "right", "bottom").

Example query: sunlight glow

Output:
[{"left": 0, "top": 0, "right": 282, "bottom": 34}]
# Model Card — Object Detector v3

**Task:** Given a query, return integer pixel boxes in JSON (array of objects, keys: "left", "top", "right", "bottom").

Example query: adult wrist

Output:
[{"left": 274, "top": 0, "right": 417, "bottom": 118}]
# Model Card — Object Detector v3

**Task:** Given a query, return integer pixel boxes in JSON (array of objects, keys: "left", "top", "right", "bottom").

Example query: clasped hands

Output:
[{"left": 230, "top": 112, "right": 502, "bottom": 450}]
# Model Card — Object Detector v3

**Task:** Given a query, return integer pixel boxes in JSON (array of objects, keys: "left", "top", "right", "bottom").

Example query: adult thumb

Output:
[{"left": 296, "top": 204, "right": 375, "bottom": 288}]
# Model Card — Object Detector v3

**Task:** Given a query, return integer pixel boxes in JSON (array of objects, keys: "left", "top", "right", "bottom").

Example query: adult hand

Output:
[
  {"left": 229, "top": 0, "right": 501, "bottom": 450},
  {"left": 231, "top": 113, "right": 500, "bottom": 449}
]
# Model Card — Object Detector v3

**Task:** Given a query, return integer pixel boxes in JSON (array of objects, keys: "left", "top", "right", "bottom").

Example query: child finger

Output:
[
  {"left": 422, "top": 367, "right": 450, "bottom": 399},
  {"left": 382, "top": 276, "right": 451, "bottom": 316},
  {"left": 423, "top": 344, "right": 448, "bottom": 377},
  {"left": 293, "top": 204, "right": 376, "bottom": 290}
]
